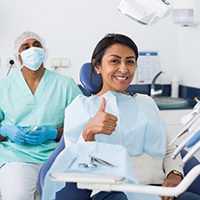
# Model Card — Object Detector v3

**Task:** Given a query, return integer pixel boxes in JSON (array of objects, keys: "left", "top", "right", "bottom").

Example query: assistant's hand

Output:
[
  {"left": 25, "top": 126, "right": 57, "bottom": 144},
  {"left": 82, "top": 97, "right": 118, "bottom": 141},
  {"left": 186, "top": 130, "right": 200, "bottom": 147},
  {"left": 160, "top": 173, "right": 182, "bottom": 200},
  {"left": 0, "top": 125, "right": 26, "bottom": 144}
]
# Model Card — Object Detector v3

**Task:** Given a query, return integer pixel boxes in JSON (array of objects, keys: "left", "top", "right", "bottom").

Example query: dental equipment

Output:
[
  {"left": 6, "top": 60, "right": 15, "bottom": 76},
  {"left": 27, "top": 126, "right": 38, "bottom": 133},
  {"left": 170, "top": 110, "right": 200, "bottom": 146},
  {"left": 90, "top": 155, "right": 118, "bottom": 168},
  {"left": 171, "top": 120, "right": 200, "bottom": 160},
  {"left": 50, "top": 164, "right": 200, "bottom": 197},
  {"left": 78, "top": 155, "right": 117, "bottom": 169},
  {"left": 118, "top": 0, "right": 200, "bottom": 27},
  {"left": 118, "top": 0, "right": 173, "bottom": 25},
  {"left": 170, "top": 100, "right": 200, "bottom": 160},
  {"left": 181, "top": 140, "right": 200, "bottom": 166},
  {"left": 150, "top": 70, "right": 165, "bottom": 97},
  {"left": 78, "top": 156, "right": 98, "bottom": 169}
]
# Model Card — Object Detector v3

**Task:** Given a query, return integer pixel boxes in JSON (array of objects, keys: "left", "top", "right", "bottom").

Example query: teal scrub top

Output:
[{"left": 0, "top": 69, "right": 82, "bottom": 167}]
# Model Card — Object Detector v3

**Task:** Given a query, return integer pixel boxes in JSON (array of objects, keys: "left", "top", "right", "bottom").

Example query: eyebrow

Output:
[
  {"left": 33, "top": 41, "right": 42, "bottom": 46},
  {"left": 108, "top": 54, "right": 136, "bottom": 59},
  {"left": 20, "top": 43, "right": 28, "bottom": 47},
  {"left": 21, "top": 40, "right": 41, "bottom": 47}
]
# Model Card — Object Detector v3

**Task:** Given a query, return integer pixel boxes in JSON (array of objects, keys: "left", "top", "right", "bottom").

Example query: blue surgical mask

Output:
[{"left": 20, "top": 47, "right": 45, "bottom": 71}]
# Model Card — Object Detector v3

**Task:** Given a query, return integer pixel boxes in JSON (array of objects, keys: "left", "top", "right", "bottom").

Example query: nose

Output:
[{"left": 118, "top": 62, "right": 128, "bottom": 73}]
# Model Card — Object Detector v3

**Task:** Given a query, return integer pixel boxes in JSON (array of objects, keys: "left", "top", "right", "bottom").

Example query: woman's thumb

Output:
[{"left": 99, "top": 97, "right": 106, "bottom": 112}]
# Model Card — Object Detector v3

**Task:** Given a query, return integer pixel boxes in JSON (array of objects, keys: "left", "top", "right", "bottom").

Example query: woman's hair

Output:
[
  {"left": 89, "top": 33, "right": 138, "bottom": 94},
  {"left": 91, "top": 33, "right": 138, "bottom": 67}
]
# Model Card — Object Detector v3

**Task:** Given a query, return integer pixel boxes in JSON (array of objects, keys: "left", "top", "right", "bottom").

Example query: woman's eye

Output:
[
  {"left": 111, "top": 59, "right": 119, "bottom": 64},
  {"left": 127, "top": 60, "right": 136, "bottom": 65}
]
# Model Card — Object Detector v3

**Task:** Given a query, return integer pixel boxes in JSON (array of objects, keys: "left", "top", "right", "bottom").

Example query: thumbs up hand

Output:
[{"left": 82, "top": 97, "right": 118, "bottom": 141}]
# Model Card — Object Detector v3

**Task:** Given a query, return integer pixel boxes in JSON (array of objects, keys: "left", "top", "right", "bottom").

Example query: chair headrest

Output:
[{"left": 79, "top": 62, "right": 102, "bottom": 95}]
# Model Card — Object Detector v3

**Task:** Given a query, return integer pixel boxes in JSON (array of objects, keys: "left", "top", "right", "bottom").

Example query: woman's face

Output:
[{"left": 96, "top": 43, "right": 137, "bottom": 95}]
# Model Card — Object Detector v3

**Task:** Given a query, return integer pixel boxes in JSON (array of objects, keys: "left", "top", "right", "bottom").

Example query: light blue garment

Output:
[
  {"left": 42, "top": 142, "right": 138, "bottom": 200},
  {"left": 65, "top": 91, "right": 166, "bottom": 157},
  {"left": 20, "top": 47, "right": 45, "bottom": 71},
  {"left": 42, "top": 142, "right": 161, "bottom": 200},
  {"left": 0, "top": 69, "right": 82, "bottom": 167}
]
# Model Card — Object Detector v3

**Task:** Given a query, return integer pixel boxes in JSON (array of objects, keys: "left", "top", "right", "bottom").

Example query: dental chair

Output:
[
  {"left": 181, "top": 149, "right": 200, "bottom": 195},
  {"left": 38, "top": 135, "right": 92, "bottom": 200},
  {"left": 38, "top": 62, "right": 200, "bottom": 199}
]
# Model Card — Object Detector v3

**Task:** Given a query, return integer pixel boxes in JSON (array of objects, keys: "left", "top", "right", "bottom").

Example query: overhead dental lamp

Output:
[
  {"left": 118, "top": 0, "right": 173, "bottom": 25},
  {"left": 118, "top": 0, "right": 200, "bottom": 26}
]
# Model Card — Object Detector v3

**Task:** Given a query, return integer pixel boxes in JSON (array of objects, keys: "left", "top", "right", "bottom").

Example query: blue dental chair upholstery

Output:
[
  {"left": 181, "top": 149, "right": 200, "bottom": 195},
  {"left": 38, "top": 135, "right": 92, "bottom": 200},
  {"left": 38, "top": 62, "right": 200, "bottom": 199},
  {"left": 79, "top": 62, "right": 102, "bottom": 95}
]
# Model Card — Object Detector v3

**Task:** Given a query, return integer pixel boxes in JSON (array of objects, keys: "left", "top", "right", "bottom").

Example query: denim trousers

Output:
[
  {"left": 176, "top": 191, "right": 200, "bottom": 200},
  {"left": 92, "top": 192, "right": 128, "bottom": 200},
  {"left": 92, "top": 191, "right": 200, "bottom": 200}
]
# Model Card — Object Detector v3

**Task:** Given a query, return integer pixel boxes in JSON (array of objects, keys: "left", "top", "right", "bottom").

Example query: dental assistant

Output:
[{"left": 0, "top": 31, "right": 82, "bottom": 200}]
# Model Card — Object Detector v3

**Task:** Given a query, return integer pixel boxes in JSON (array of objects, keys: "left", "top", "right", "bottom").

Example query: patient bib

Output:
[{"left": 65, "top": 91, "right": 166, "bottom": 157}]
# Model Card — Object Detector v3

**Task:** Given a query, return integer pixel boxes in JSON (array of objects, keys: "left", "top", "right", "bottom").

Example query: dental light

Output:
[
  {"left": 118, "top": 0, "right": 200, "bottom": 26},
  {"left": 118, "top": 0, "right": 173, "bottom": 25}
]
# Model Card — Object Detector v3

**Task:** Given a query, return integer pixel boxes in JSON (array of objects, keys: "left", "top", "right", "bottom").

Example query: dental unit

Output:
[{"left": 170, "top": 99, "right": 200, "bottom": 164}]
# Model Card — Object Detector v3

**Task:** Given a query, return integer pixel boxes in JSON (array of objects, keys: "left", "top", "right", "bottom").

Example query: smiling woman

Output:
[
  {"left": 91, "top": 33, "right": 138, "bottom": 96},
  {"left": 41, "top": 33, "right": 200, "bottom": 200},
  {"left": 93, "top": 44, "right": 136, "bottom": 95}
]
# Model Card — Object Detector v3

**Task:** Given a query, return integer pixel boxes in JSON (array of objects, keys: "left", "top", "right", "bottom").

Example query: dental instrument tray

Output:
[{"left": 50, "top": 172, "right": 125, "bottom": 184}]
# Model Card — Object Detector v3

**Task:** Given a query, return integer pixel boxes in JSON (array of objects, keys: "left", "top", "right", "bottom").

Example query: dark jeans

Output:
[
  {"left": 92, "top": 191, "right": 128, "bottom": 200},
  {"left": 176, "top": 191, "right": 200, "bottom": 200},
  {"left": 92, "top": 191, "right": 200, "bottom": 200}
]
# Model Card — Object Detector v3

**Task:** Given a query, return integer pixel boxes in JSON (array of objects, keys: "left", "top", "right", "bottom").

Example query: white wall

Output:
[
  {"left": 0, "top": 0, "right": 199, "bottom": 88},
  {"left": 177, "top": 26, "right": 200, "bottom": 87}
]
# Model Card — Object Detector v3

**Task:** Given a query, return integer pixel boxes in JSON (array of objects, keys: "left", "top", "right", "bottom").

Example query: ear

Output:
[
  {"left": 18, "top": 54, "right": 23, "bottom": 65},
  {"left": 91, "top": 59, "right": 96, "bottom": 66},
  {"left": 94, "top": 65, "right": 101, "bottom": 74},
  {"left": 92, "top": 59, "right": 101, "bottom": 74}
]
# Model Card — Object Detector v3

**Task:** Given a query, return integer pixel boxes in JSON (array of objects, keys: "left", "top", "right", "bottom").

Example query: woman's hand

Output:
[
  {"left": 82, "top": 97, "right": 118, "bottom": 141},
  {"left": 160, "top": 173, "right": 182, "bottom": 200}
]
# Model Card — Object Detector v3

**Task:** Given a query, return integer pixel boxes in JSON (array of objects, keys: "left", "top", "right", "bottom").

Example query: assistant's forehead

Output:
[
  {"left": 18, "top": 38, "right": 43, "bottom": 53},
  {"left": 14, "top": 31, "right": 45, "bottom": 53}
]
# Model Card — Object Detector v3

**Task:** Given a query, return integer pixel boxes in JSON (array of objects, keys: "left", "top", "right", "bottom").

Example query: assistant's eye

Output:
[
  {"left": 19, "top": 44, "right": 30, "bottom": 52},
  {"left": 34, "top": 41, "right": 43, "bottom": 48}
]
